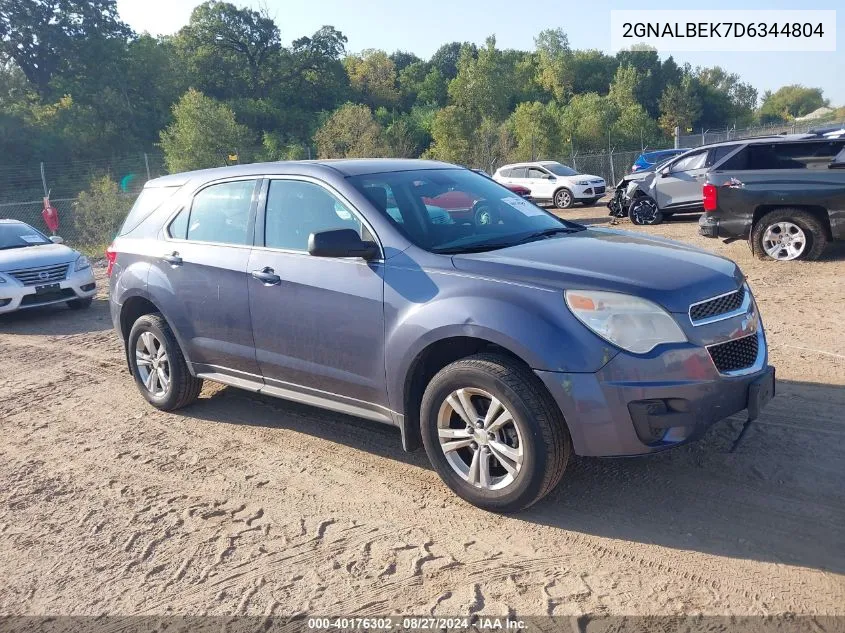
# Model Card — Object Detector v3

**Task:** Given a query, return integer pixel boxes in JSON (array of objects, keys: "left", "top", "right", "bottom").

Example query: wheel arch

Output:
[
  {"left": 119, "top": 294, "right": 194, "bottom": 372},
  {"left": 399, "top": 335, "right": 547, "bottom": 452}
]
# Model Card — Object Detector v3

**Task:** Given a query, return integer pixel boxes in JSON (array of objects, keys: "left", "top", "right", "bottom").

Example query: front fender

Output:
[{"left": 383, "top": 270, "right": 618, "bottom": 414}]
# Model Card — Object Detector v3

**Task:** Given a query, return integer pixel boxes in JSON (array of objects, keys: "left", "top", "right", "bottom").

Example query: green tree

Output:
[
  {"left": 658, "top": 77, "right": 702, "bottom": 136},
  {"left": 427, "top": 105, "right": 473, "bottom": 164},
  {"left": 758, "top": 85, "right": 826, "bottom": 122},
  {"left": 0, "top": 0, "right": 131, "bottom": 98},
  {"left": 73, "top": 174, "right": 134, "bottom": 246},
  {"left": 160, "top": 88, "right": 254, "bottom": 172},
  {"left": 507, "top": 101, "right": 561, "bottom": 161},
  {"left": 430, "top": 41, "right": 475, "bottom": 80},
  {"left": 448, "top": 36, "right": 511, "bottom": 122},
  {"left": 313, "top": 102, "right": 385, "bottom": 158},
  {"left": 174, "top": 0, "right": 280, "bottom": 99},
  {"left": 344, "top": 49, "right": 399, "bottom": 109},
  {"left": 534, "top": 28, "right": 573, "bottom": 102}
]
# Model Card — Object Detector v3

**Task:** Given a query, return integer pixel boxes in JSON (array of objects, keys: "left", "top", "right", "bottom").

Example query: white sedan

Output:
[{"left": 0, "top": 220, "right": 97, "bottom": 314}]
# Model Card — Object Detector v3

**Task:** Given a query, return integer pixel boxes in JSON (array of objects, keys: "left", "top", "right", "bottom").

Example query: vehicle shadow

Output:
[
  {"left": 180, "top": 377, "right": 844, "bottom": 575},
  {"left": 0, "top": 295, "right": 113, "bottom": 335}
]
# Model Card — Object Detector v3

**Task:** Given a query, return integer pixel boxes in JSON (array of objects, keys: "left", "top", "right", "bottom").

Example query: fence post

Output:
[
  {"left": 40, "top": 162, "right": 48, "bottom": 197},
  {"left": 143, "top": 153, "right": 151, "bottom": 181}
]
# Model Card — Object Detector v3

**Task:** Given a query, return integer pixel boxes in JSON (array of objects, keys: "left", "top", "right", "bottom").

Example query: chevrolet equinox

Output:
[{"left": 108, "top": 159, "right": 774, "bottom": 511}]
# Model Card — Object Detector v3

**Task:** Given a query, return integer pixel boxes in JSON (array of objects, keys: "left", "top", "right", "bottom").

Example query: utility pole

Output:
[{"left": 143, "top": 153, "right": 151, "bottom": 181}]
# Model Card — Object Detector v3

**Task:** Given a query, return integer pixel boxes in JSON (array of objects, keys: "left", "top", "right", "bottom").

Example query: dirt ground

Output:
[{"left": 1, "top": 209, "right": 843, "bottom": 619}]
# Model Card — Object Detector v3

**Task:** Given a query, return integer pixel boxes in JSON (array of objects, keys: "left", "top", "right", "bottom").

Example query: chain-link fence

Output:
[
  {"left": 0, "top": 152, "right": 166, "bottom": 242},
  {"left": 8, "top": 117, "right": 841, "bottom": 241},
  {"left": 679, "top": 119, "right": 845, "bottom": 148}
]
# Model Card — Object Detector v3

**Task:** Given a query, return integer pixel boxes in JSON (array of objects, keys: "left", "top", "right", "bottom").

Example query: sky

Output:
[{"left": 116, "top": 0, "right": 845, "bottom": 109}]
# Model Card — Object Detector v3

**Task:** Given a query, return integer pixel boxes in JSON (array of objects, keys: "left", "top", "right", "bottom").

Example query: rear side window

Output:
[
  {"left": 707, "top": 145, "right": 739, "bottom": 167},
  {"left": 740, "top": 141, "right": 845, "bottom": 170},
  {"left": 499, "top": 168, "right": 513, "bottom": 177},
  {"left": 119, "top": 186, "right": 179, "bottom": 236},
  {"left": 510, "top": 167, "right": 528, "bottom": 178},
  {"left": 186, "top": 180, "right": 257, "bottom": 245}
]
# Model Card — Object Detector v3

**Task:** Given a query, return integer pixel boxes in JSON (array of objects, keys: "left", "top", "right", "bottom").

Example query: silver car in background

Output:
[{"left": 0, "top": 220, "right": 96, "bottom": 314}]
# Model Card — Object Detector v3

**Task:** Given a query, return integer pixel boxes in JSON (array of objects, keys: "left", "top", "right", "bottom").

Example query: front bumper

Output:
[
  {"left": 535, "top": 330, "right": 773, "bottom": 457},
  {"left": 0, "top": 267, "right": 97, "bottom": 314},
  {"left": 572, "top": 183, "right": 607, "bottom": 200}
]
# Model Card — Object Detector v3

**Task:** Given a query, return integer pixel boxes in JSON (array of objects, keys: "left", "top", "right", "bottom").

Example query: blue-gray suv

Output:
[{"left": 108, "top": 159, "right": 775, "bottom": 512}]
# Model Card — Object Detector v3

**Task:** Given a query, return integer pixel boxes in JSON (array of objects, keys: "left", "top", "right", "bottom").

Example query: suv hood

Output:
[
  {"left": 0, "top": 243, "right": 78, "bottom": 271},
  {"left": 451, "top": 228, "right": 743, "bottom": 313},
  {"left": 560, "top": 173, "right": 603, "bottom": 183}
]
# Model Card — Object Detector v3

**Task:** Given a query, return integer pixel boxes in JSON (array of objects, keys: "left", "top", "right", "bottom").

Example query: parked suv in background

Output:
[
  {"left": 700, "top": 138, "right": 845, "bottom": 260},
  {"left": 108, "top": 160, "right": 773, "bottom": 512},
  {"left": 493, "top": 161, "right": 605, "bottom": 208}
]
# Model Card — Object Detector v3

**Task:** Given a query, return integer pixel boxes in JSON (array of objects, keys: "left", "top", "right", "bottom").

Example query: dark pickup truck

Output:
[{"left": 699, "top": 139, "right": 845, "bottom": 261}]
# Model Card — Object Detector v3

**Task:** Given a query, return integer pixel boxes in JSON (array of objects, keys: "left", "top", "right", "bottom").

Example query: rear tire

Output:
[
  {"left": 67, "top": 297, "right": 93, "bottom": 310},
  {"left": 128, "top": 313, "right": 203, "bottom": 411},
  {"left": 420, "top": 353, "right": 571, "bottom": 512},
  {"left": 751, "top": 209, "right": 828, "bottom": 261}
]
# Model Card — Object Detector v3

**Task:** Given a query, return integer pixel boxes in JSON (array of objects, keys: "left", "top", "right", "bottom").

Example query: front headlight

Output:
[
  {"left": 565, "top": 290, "right": 687, "bottom": 354},
  {"left": 0, "top": 274, "right": 6, "bottom": 283},
  {"left": 75, "top": 255, "right": 91, "bottom": 272},
  {"left": 575, "top": 180, "right": 590, "bottom": 186}
]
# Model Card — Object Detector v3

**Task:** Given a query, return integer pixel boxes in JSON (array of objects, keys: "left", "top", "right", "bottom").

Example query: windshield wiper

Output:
[
  {"left": 432, "top": 241, "right": 519, "bottom": 254},
  {"left": 433, "top": 227, "right": 581, "bottom": 254},
  {"left": 512, "top": 226, "right": 582, "bottom": 244}
]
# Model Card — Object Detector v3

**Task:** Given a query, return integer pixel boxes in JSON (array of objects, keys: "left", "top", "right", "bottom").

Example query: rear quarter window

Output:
[{"left": 119, "top": 186, "right": 180, "bottom": 236}]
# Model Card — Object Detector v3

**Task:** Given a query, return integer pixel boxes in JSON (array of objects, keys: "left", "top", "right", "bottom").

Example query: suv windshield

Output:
[
  {"left": 348, "top": 168, "right": 582, "bottom": 254},
  {"left": 0, "top": 223, "right": 51, "bottom": 250},
  {"left": 543, "top": 163, "right": 578, "bottom": 177}
]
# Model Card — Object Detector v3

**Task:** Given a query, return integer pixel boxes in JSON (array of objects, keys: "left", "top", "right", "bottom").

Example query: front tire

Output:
[
  {"left": 628, "top": 197, "right": 663, "bottom": 225},
  {"left": 553, "top": 188, "right": 574, "bottom": 209},
  {"left": 420, "top": 353, "right": 571, "bottom": 512},
  {"left": 751, "top": 209, "right": 828, "bottom": 261},
  {"left": 128, "top": 313, "right": 203, "bottom": 411}
]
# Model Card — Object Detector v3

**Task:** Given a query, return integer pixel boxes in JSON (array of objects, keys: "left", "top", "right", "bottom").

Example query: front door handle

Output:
[
  {"left": 252, "top": 267, "right": 281, "bottom": 285},
  {"left": 163, "top": 252, "right": 182, "bottom": 266}
]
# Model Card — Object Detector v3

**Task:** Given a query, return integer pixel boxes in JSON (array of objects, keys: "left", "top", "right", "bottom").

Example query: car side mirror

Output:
[
  {"left": 547, "top": 174, "right": 556, "bottom": 180},
  {"left": 660, "top": 168, "right": 671, "bottom": 177},
  {"left": 308, "top": 229, "right": 379, "bottom": 260},
  {"left": 49, "top": 235, "right": 64, "bottom": 244}
]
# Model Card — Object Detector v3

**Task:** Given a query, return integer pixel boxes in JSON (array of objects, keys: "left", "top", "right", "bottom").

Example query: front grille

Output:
[
  {"left": 595, "top": 186, "right": 606, "bottom": 195},
  {"left": 7, "top": 263, "right": 69, "bottom": 286},
  {"left": 20, "top": 288, "right": 75, "bottom": 306},
  {"left": 708, "top": 333, "right": 759, "bottom": 373},
  {"left": 690, "top": 287, "right": 745, "bottom": 323}
]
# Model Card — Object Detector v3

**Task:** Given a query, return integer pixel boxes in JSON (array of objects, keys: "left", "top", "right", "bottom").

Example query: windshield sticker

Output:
[
  {"left": 501, "top": 196, "right": 545, "bottom": 216},
  {"left": 20, "top": 235, "right": 45, "bottom": 243}
]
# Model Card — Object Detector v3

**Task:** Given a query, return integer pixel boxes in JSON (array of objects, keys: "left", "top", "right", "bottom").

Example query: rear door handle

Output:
[
  {"left": 252, "top": 267, "right": 281, "bottom": 285},
  {"left": 162, "top": 252, "right": 182, "bottom": 266}
]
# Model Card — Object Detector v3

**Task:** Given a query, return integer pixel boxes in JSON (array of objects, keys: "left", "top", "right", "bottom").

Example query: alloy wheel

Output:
[
  {"left": 135, "top": 331, "right": 171, "bottom": 397},
  {"left": 630, "top": 199, "right": 659, "bottom": 224},
  {"left": 762, "top": 221, "right": 807, "bottom": 260},
  {"left": 436, "top": 388, "right": 524, "bottom": 491},
  {"left": 555, "top": 190, "right": 571, "bottom": 208}
]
